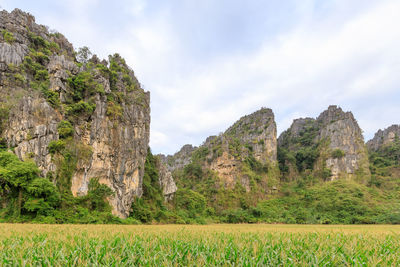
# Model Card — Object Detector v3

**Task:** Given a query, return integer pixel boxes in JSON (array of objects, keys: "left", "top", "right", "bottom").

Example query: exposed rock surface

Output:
[
  {"left": 0, "top": 42, "right": 29, "bottom": 65},
  {"left": 163, "top": 108, "right": 278, "bottom": 191},
  {"left": 156, "top": 159, "right": 177, "bottom": 201},
  {"left": 71, "top": 92, "right": 150, "bottom": 218},
  {"left": 278, "top": 105, "right": 370, "bottom": 181},
  {"left": 277, "top": 118, "right": 314, "bottom": 147},
  {"left": 3, "top": 96, "right": 60, "bottom": 177},
  {"left": 316, "top": 106, "right": 370, "bottom": 180},
  {"left": 0, "top": 9, "right": 150, "bottom": 218},
  {"left": 159, "top": 144, "right": 196, "bottom": 172},
  {"left": 367, "top": 125, "right": 400, "bottom": 151},
  {"left": 224, "top": 108, "right": 277, "bottom": 164}
]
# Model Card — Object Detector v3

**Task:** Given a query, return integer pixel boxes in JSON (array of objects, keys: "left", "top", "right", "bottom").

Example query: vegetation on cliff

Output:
[{"left": 1, "top": 9, "right": 400, "bottom": 225}]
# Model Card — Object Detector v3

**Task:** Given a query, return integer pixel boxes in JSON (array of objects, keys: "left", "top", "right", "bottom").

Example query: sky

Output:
[{"left": 1, "top": 0, "right": 399, "bottom": 155}]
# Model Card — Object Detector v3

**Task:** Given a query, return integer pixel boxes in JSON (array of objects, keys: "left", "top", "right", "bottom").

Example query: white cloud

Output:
[{"left": 141, "top": 0, "right": 400, "bottom": 154}]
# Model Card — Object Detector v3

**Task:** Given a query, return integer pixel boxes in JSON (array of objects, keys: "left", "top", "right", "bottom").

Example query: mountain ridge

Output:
[{"left": 1, "top": 8, "right": 399, "bottom": 224}]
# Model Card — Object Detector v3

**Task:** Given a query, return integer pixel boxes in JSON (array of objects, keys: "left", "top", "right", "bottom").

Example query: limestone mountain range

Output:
[{"left": 0, "top": 9, "right": 399, "bottom": 219}]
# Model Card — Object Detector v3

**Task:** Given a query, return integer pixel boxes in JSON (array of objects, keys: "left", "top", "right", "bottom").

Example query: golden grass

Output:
[{"left": 1, "top": 224, "right": 400, "bottom": 266}]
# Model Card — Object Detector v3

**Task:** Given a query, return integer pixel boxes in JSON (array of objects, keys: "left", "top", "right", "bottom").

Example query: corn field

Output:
[{"left": 0, "top": 224, "right": 399, "bottom": 266}]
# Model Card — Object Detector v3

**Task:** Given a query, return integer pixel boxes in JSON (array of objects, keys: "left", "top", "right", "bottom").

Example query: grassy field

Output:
[{"left": 0, "top": 224, "right": 400, "bottom": 266}]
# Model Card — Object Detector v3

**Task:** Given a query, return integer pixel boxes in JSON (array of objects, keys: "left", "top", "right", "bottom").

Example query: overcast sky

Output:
[{"left": 1, "top": 0, "right": 400, "bottom": 155}]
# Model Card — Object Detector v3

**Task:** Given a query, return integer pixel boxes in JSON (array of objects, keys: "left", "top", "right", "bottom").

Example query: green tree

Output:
[
  {"left": 77, "top": 46, "right": 92, "bottom": 63},
  {"left": 0, "top": 152, "right": 60, "bottom": 217}
]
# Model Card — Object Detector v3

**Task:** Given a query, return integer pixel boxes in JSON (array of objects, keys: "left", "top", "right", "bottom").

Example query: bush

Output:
[
  {"left": 66, "top": 101, "right": 96, "bottom": 117},
  {"left": 48, "top": 140, "right": 66, "bottom": 154},
  {"left": 106, "top": 101, "right": 123, "bottom": 120},
  {"left": 84, "top": 178, "right": 114, "bottom": 212},
  {"left": 34, "top": 69, "right": 49, "bottom": 81},
  {"left": 0, "top": 152, "right": 59, "bottom": 218},
  {"left": 1, "top": 30, "right": 14, "bottom": 43},
  {"left": 13, "top": 73, "right": 26, "bottom": 84},
  {"left": 295, "top": 147, "right": 319, "bottom": 172},
  {"left": 29, "top": 33, "right": 50, "bottom": 50},
  {"left": 223, "top": 209, "right": 256, "bottom": 223},
  {"left": 67, "top": 71, "right": 98, "bottom": 101},
  {"left": 57, "top": 121, "right": 74, "bottom": 139},
  {"left": 331, "top": 149, "right": 345, "bottom": 159}
]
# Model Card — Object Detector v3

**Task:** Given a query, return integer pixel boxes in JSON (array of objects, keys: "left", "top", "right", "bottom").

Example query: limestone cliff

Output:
[
  {"left": 159, "top": 144, "right": 196, "bottom": 172},
  {"left": 155, "top": 158, "right": 177, "bottom": 201},
  {"left": 278, "top": 105, "right": 370, "bottom": 181},
  {"left": 163, "top": 108, "right": 279, "bottom": 192},
  {"left": 316, "top": 105, "right": 370, "bottom": 180},
  {"left": 367, "top": 125, "right": 400, "bottom": 151},
  {"left": 0, "top": 9, "right": 150, "bottom": 218}
]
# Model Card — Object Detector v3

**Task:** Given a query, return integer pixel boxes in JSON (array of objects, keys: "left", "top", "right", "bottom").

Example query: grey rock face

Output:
[
  {"left": 163, "top": 107, "right": 278, "bottom": 191},
  {"left": 3, "top": 96, "right": 59, "bottom": 177},
  {"left": 224, "top": 108, "right": 277, "bottom": 163},
  {"left": 0, "top": 9, "right": 151, "bottom": 218},
  {"left": 71, "top": 93, "right": 150, "bottom": 218},
  {"left": 367, "top": 125, "right": 400, "bottom": 151},
  {"left": 278, "top": 105, "right": 370, "bottom": 181},
  {"left": 316, "top": 106, "right": 370, "bottom": 180},
  {"left": 156, "top": 159, "right": 177, "bottom": 201},
  {"left": 0, "top": 43, "right": 29, "bottom": 65},
  {"left": 160, "top": 144, "right": 197, "bottom": 172}
]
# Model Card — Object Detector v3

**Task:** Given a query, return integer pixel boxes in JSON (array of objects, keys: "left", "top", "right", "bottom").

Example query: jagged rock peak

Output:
[
  {"left": 164, "top": 107, "right": 279, "bottom": 192},
  {"left": 225, "top": 108, "right": 274, "bottom": 134},
  {"left": 316, "top": 105, "right": 369, "bottom": 180},
  {"left": 159, "top": 144, "right": 197, "bottom": 172},
  {"left": 0, "top": 9, "right": 74, "bottom": 59},
  {"left": 277, "top": 117, "right": 315, "bottom": 146},
  {"left": 367, "top": 124, "right": 400, "bottom": 151},
  {"left": 223, "top": 107, "right": 277, "bottom": 163},
  {"left": 317, "top": 105, "right": 355, "bottom": 125},
  {"left": 278, "top": 105, "right": 370, "bottom": 181}
]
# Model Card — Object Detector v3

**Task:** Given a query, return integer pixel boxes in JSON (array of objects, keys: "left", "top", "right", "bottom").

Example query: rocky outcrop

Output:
[
  {"left": 164, "top": 108, "right": 278, "bottom": 192},
  {"left": 71, "top": 91, "right": 150, "bottom": 218},
  {"left": 278, "top": 118, "right": 315, "bottom": 147},
  {"left": 224, "top": 108, "right": 277, "bottom": 164},
  {"left": 278, "top": 105, "right": 370, "bottom": 181},
  {"left": 156, "top": 159, "right": 177, "bottom": 201},
  {"left": 367, "top": 125, "right": 400, "bottom": 151},
  {"left": 0, "top": 9, "right": 74, "bottom": 57},
  {"left": 316, "top": 106, "right": 370, "bottom": 180},
  {"left": 0, "top": 9, "right": 150, "bottom": 218},
  {"left": 159, "top": 144, "right": 196, "bottom": 172},
  {"left": 0, "top": 42, "right": 29, "bottom": 65},
  {"left": 3, "top": 95, "right": 60, "bottom": 177}
]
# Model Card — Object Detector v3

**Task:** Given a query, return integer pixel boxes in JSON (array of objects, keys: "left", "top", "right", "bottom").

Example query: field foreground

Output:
[{"left": 1, "top": 224, "right": 400, "bottom": 266}]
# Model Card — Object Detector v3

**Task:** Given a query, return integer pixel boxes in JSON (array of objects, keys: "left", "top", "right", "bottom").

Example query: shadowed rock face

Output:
[
  {"left": 367, "top": 125, "right": 400, "bottom": 151},
  {"left": 0, "top": 9, "right": 150, "bottom": 218}
]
